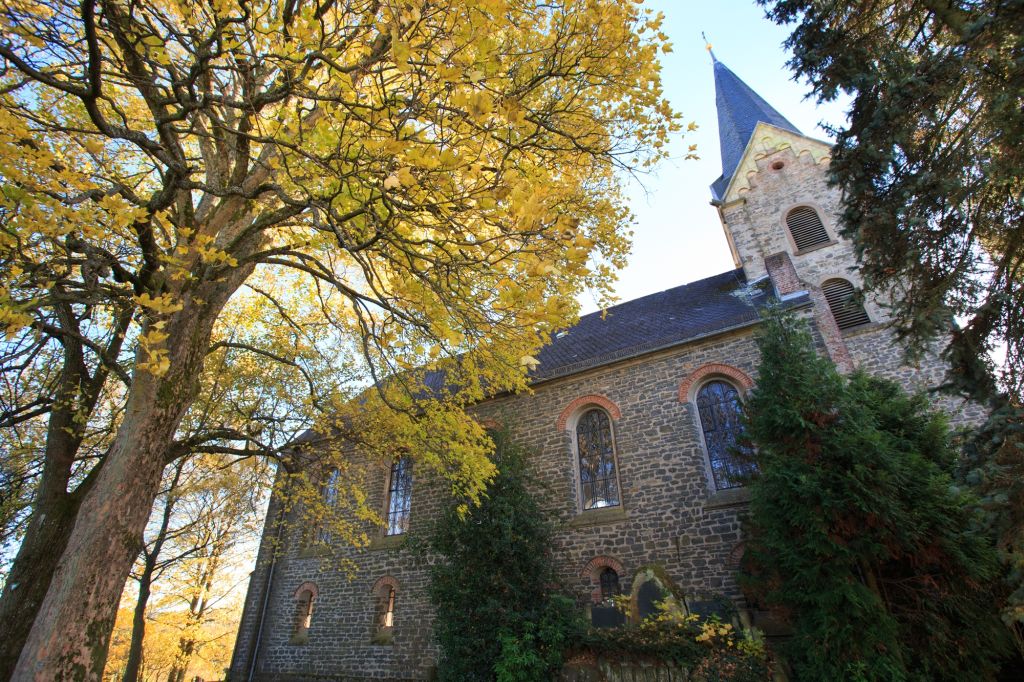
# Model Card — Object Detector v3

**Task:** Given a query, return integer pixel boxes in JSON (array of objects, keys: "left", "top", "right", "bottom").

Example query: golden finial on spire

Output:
[{"left": 701, "top": 32, "right": 717, "bottom": 62}]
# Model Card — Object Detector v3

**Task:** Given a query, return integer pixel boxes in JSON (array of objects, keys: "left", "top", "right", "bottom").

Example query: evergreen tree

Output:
[
  {"left": 761, "top": 0, "right": 1024, "bottom": 646},
  {"left": 740, "top": 312, "right": 1010, "bottom": 680},
  {"left": 428, "top": 430, "right": 579, "bottom": 682},
  {"left": 759, "top": 0, "right": 1024, "bottom": 403}
]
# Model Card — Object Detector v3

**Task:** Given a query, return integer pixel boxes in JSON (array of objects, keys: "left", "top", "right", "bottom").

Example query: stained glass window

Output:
[
  {"left": 599, "top": 567, "right": 621, "bottom": 602},
  {"left": 386, "top": 457, "right": 413, "bottom": 535},
  {"left": 576, "top": 408, "right": 620, "bottom": 510},
  {"left": 696, "top": 380, "right": 755, "bottom": 489}
]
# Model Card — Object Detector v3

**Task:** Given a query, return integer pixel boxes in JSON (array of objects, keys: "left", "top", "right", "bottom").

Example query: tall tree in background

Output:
[
  {"left": 116, "top": 455, "right": 267, "bottom": 682},
  {"left": 0, "top": 0, "right": 680, "bottom": 677},
  {"left": 740, "top": 312, "right": 1010, "bottom": 680},
  {"left": 759, "top": 0, "right": 1023, "bottom": 402}
]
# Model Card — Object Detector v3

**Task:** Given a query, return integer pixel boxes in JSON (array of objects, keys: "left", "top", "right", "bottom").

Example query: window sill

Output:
[
  {"left": 371, "top": 627, "right": 394, "bottom": 645},
  {"left": 567, "top": 505, "right": 628, "bottom": 529},
  {"left": 368, "top": 534, "right": 406, "bottom": 551},
  {"left": 704, "top": 487, "right": 750, "bottom": 510},
  {"left": 296, "top": 545, "right": 329, "bottom": 559},
  {"left": 840, "top": 321, "right": 885, "bottom": 338},
  {"left": 793, "top": 239, "right": 838, "bottom": 256}
]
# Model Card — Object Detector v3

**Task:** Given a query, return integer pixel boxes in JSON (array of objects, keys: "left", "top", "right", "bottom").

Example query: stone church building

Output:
[{"left": 229, "top": 55, "right": 960, "bottom": 681}]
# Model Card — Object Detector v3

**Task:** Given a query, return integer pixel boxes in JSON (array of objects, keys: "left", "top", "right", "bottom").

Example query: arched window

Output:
[
  {"left": 315, "top": 469, "right": 340, "bottom": 544},
  {"left": 599, "top": 567, "right": 621, "bottom": 602},
  {"left": 291, "top": 583, "right": 317, "bottom": 643},
  {"left": 575, "top": 408, "right": 620, "bottom": 510},
  {"left": 786, "top": 206, "right": 830, "bottom": 251},
  {"left": 696, "top": 381, "right": 754, "bottom": 490},
  {"left": 583, "top": 557, "right": 626, "bottom": 628},
  {"left": 371, "top": 576, "right": 398, "bottom": 645},
  {"left": 382, "top": 585, "right": 395, "bottom": 627},
  {"left": 822, "top": 278, "right": 870, "bottom": 330},
  {"left": 385, "top": 457, "right": 413, "bottom": 536}
]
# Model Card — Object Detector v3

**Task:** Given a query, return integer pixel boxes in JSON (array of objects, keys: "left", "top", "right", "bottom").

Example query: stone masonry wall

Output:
[
  {"left": 234, "top": 326, "right": 770, "bottom": 681},
  {"left": 232, "top": 314, "right": 970, "bottom": 682}
]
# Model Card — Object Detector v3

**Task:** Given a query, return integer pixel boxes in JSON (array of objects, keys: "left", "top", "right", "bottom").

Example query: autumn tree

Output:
[
  {"left": 114, "top": 455, "right": 267, "bottom": 682},
  {"left": 0, "top": 258, "right": 356, "bottom": 676},
  {"left": 0, "top": 0, "right": 680, "bottom": 678}
]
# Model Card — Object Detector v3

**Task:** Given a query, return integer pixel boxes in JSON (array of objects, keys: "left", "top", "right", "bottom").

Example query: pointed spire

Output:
[{"left": 710, "top": 57, "right": 801, "bottom": 201}]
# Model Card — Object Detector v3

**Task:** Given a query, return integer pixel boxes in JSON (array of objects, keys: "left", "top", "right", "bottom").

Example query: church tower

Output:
[{"left": 708, "top": 52, "right": 878, "bottom": 373}]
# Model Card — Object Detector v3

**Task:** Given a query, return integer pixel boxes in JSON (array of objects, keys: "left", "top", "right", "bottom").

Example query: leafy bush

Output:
[
  {"left": 428, "top": 429, "right": 582, "bottom": 681},
  {"left": 569, "top": 603, "right": 770, "bottom": 680}
]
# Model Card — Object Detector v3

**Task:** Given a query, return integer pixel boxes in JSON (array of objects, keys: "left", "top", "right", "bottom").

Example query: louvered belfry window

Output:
[
  {"left": 786, "top": 206, "right": 831, "bottom": 251},
  {"left": 696, "top": 381, "right": 755, "bottom": 490},
  {"left": 576, "top": 408, "right": 620, "bottom": 510},
  {"left": 822, "top": 278, "right": 870, "bottom": 330}
]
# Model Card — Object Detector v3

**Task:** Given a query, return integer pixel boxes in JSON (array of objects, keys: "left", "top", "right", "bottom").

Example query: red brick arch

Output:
[
  {"left": 557, "top": 395, "right": 622, "bottom": 431},
  {"left": 678, "top": 363, "right": 754, "bottom": 402},
  {"left": 370, "top": 575, "right": 399, "bottom": 594},
  {"left": 581, "top": 555, "right": 625, "bottom": 603},
  {"left": 294, "top": 581, "right": 318, "bottom": 599},
  {"left": 475, "top": 417, "right": 499, "bottom": 430}
]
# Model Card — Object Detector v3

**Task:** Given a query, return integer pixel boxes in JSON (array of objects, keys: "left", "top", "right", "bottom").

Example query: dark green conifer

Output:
[
  {"left": 427, "top": 429, "right": 578, "bottom": 682},
  {"left": 740, "top": 312, "right": 1009, "bottom": 680}
]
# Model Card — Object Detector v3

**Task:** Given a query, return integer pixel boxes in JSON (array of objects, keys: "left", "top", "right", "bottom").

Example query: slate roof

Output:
[
  {"left": 416, "top": 269, "right": 806, "bottom": 398},
  {"left": 527, "top": 268, "right": 800, "bottom": 382},
  {"left": 710, "top": 55, "right": 801, "bottom": 202}
]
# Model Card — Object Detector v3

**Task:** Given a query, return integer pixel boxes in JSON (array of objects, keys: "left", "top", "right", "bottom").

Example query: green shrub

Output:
[
  {"left": 428, "top": 429, "right": 582, "bottom": 681},
  {"left": 569, "top": 607, "right": 770, "bottom": 681},
  {"left": 740, "top": 310, "right": 1011, "bottom": 680}
]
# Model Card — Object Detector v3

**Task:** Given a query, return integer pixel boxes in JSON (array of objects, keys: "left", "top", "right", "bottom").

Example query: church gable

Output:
[{"left": 718, "top": 122, "right": 832, "bottom": 204}]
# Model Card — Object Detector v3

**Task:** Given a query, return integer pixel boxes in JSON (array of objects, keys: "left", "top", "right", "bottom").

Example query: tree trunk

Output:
[
  {"left": 0, "top": 305, "right": 130, "bottom": 679},
  {"left": 11, "top": 195, "right": 259, "bottom": 679},
  {"left": 0, "top": 494, "right": 78, "bottom": 679},
  {"left": 12, "top": 300, "right": 231, "bottom": 681},
  {"left": 0, "top": 355, "right": 93, "bottom": 679},
  {"left": 12, "top": 393, "right": 177, "bottom": 681},
  {"left": 120, "top": 558, "right": 155, "bottom": 682}
]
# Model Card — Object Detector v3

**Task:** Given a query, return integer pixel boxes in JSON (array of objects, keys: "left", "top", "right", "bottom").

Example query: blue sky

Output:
[{"left": 580, "top": 0, "right": 851, "bottom": 313}]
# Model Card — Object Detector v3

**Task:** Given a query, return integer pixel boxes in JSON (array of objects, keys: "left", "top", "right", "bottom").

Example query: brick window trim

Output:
[
  {"left": 475, "top": 417, "right": 500, "bottom": 431},
  {"left": 557, "top": 394, "right": 622, "bottom": 431},
  {"left": 678, "top": 364, "right": 754, "bottom": 402},
  {"left": 294, "top": 581, "right": 319, "bottom": 600},
  {"left": 581, "top": 555, "right": 625, "bottom": 603},
  {"left": 370, "top": 575, "right": 399, "bottom": 594},
  {"left": 728, "top": 542, "right": 746, "bottom": 570}
]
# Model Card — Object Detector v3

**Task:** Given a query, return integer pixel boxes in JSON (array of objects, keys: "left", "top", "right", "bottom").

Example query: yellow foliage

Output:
[{"left": 0, "top": 0, "right": 685, "bottom": 602}]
